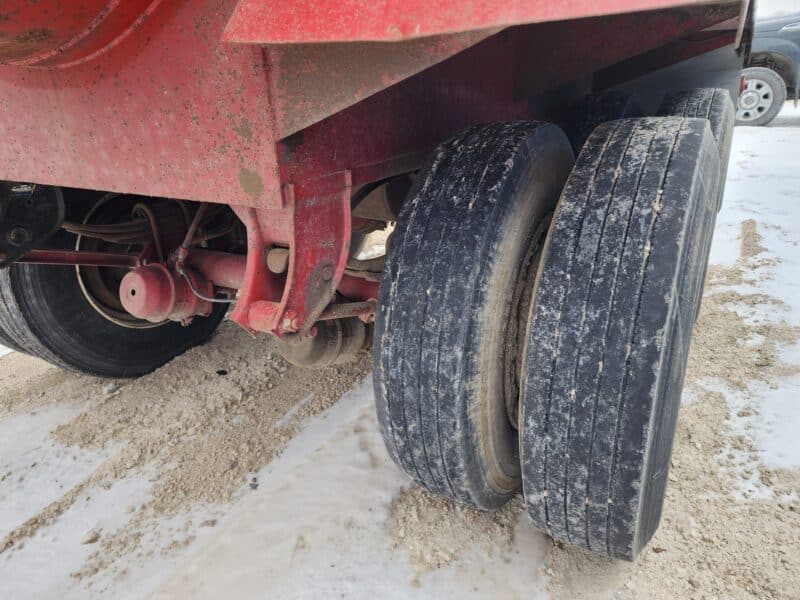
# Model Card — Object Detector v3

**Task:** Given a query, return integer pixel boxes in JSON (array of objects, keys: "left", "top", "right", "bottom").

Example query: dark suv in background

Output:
[{"left": 737, "top": 11, "right": 800, "bottom": 125}]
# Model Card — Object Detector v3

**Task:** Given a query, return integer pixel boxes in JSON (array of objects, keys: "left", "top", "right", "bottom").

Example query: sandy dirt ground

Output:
[{"left": 1, "top": 105, "right": 800, "bottom": 599}]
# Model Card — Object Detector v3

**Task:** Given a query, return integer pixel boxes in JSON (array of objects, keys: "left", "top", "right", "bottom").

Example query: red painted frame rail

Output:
[{"left": 0, "top": 0, "right": 745, "bottom": 338}]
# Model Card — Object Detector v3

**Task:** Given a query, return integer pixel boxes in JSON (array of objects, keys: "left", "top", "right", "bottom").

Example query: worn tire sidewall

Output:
[
  {"left": 8, "top": 261, "right": 227, "bottom": 377},
  {"left": 470, "top": 125, "right": 575, "bottom": 498}
]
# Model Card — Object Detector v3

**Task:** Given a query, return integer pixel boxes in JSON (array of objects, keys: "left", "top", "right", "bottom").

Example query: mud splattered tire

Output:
[
  {"left": 658, "top": 88, "right": 735, "bottom": 211},
  {"left": 519, "top": 117, "right": 720, "bottom": 559},
  {"left": 0, "top": 194, "right": 227, "bottom": 378},
  {"left": 564, "top": 91, "right": 642, "bottom": 154},
  {"left": 374, "top": 122, "right": 574, "bottom": 509},
  {"left": 0, "top": 263, "right": 227, "bottom": 377},
  {"left": 658, "top": 88, "right": 734, "bottom": 320}
]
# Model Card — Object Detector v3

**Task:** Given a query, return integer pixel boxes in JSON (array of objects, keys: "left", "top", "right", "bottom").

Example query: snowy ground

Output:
[
  {"left": 707, "top": 103, "right": 800, "bottom": 472},
  {"left": 1, "top": 103, "right": 799, "bottom": 599}
]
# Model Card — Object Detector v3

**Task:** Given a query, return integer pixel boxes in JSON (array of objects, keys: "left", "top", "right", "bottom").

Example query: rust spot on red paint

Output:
[
  {"left": 239, "top": 168, "right": 264, "bottom": 200},
  {"left": 15, "top": 28, "right": 51, "bottom": 44},
  {"left": 232, "top": 116, "right": 253, "bottom": 142},
  {"left": 0, "top": 27, "right": 52, "bottom": 61}
]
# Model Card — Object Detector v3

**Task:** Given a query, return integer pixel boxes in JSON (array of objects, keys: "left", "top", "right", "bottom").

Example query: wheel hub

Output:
[
  {"left": 739, "top": 90, "right": 759, "bottom": 109},
  {"left": 736, "top": 77, "right": 774, "bottom": 121},
  {"left": 119, "top": 264, "right": 213, "bottom": 323}
]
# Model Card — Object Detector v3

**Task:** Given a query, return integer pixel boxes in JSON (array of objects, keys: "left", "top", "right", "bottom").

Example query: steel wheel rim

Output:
[{"left": 737, "top": 77, "right": 775, "bottom": 121}]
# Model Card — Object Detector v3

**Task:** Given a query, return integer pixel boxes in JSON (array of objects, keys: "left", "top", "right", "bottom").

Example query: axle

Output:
[
  {"left": 14, "top": 247, "right": 379, "bottom": 330},
  {"left": 17, "top": 249, "right": 141, "bottom": 268}
]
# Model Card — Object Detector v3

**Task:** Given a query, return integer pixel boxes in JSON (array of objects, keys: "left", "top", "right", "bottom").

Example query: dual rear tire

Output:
[
  {"left": 374, "top": 122, "right": 574, "bottom": 508},
  {"left": 521, "top": 116, "right": 720, "bottom": 559},
  {"left": 375, "top": 90, "right": 732, "bottom": 559}
]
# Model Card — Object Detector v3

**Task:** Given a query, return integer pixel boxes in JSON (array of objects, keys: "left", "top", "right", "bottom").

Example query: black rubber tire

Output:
[
  {"left": 736, "top": 67, "right": 786, "bottom": 127},
  {"left": 657, "top": 88, "right": 734, "bottom": 321},
  {"left": 658, "top": 88, "right": 735, "bottom": 211},
  {"left": 0, "top": 323, "right": 24, "bottom": 354},
  {"left": 374, "top": 121, "right": 574, "bottom": 509},
  {"left": 564, "top": 91, "right": 642, "bottom": 155},
  {"left": 0, "top": 192, "right": 227, "bottom": 377},
  {"left": 0, "top": 263, "right": 227, "bottom": 377},
  {"left": 519, "top": 117, "right": 720, "bottom": 559}
]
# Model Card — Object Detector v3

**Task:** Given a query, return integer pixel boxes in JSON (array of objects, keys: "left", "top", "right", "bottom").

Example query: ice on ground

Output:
[
  {"left": 751, "top": 378, "right": 800, "bottom": 469},
  {"left": 152, "top": 379, "right": 550, "bottom": 600},
  {"left": 0, "top": 402, "right": 107, "bottom": 540},
  {"left": 769, "top": 101, "right": 800, "bottom": 128},
  {"left": 3, "top": 474, "right": 152, "bottom": 599},
  {"left": 708, "top": 106, "right": 800, "bottom": 472}
]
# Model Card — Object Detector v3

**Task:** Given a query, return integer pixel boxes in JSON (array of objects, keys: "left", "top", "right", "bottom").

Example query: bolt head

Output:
[{"left": 7, "top": 227, "right": 28, "bottom": 246}]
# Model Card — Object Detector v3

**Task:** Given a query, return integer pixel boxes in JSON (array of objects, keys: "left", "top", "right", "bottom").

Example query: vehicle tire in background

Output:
[
  {"left": 519, "top": 117, "right": 720, "bottom": 559},
  {"left": 0, "top": 193, "right": 227, "bottom": 378},
  {"left": 563, "top": 91, "right": 642, "bottom": 154},
  {"left": 0, "top": 263, "right": 227, "bottom": 377},
  {"left": 658, "top": 87, "right": 734, "bottom": 318},
  {"left": 736, "top": 66, "right": 786, "bottom": 126},
  {"left": 658, "top": 88, "right": 734, "bottom": 208},
  {"left": 374, "top": 121, "right": 574, "bottom": 509}
]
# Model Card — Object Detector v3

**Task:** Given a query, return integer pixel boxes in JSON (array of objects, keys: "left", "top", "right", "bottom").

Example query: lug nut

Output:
[
  {"left": 7, "top": 227, "right": 28, "bottom": 246},
  {"left": 320, "top": 264, "right": 334, "bottom": 282}
]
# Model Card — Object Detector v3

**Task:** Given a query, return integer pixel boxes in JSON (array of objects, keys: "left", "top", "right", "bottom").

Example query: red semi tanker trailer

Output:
[{"left": 0, "top": 1, "right": 752, "bottom": 559}]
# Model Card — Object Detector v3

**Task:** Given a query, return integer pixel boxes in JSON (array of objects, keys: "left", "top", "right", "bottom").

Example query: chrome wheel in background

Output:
[
  {"left": 737, "top": 78, "right": 774, "bottom": 121},
  {"left": 736, "top": 66, "right": 787, "bottom": 127}
]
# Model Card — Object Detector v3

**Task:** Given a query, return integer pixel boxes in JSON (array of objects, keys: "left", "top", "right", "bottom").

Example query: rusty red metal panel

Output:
[
  {"left": 279, "top": 6, "right": 738, "bottom": 192},
  {"left": 0, "top": 1, "right": 744, "bottom": 340},
  {"left": 595, "top": 27, "right": 739, "bottom": 89},
  {"left": 263, "top": 30, "right": 498, "bottom": 138},
  {"left": 0, "top": 0, "right": 283, "bottom": 208},
  {"left": 222, "top": 0, "right": 740, "bottom": 43},
  {"left": 0, "top": 0, "right": 158, "bottom": 68},
  {"left": 0, "top": 1, "right": 743, "bottom": 212},
  {"left": 0, "top": 3, "right": 502, "bottom": 207},
  {"left": 230, "top": 172, "right": 352, "bottom": 335}
]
